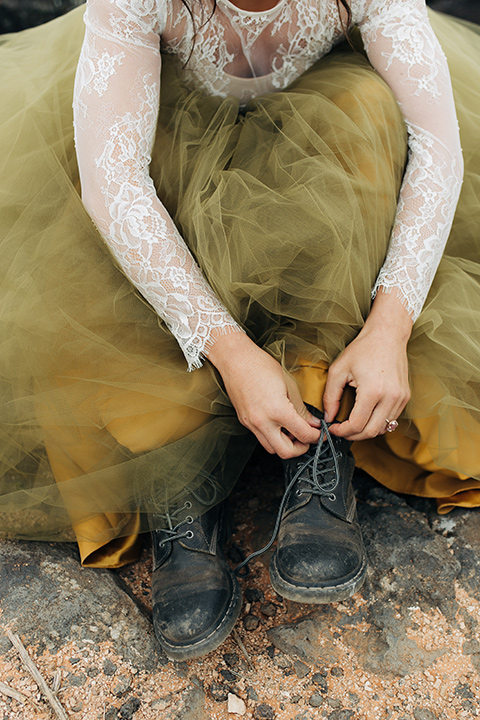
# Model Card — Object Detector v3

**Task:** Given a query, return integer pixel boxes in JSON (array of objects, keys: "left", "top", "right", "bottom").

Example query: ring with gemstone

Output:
[{"left": 385, "top": 419, "right": 399, "bottom": 433}]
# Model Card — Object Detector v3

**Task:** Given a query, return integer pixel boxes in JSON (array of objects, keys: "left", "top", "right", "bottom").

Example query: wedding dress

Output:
[{"left": 0, "top": 0, "right": 479, "bottom": 565}]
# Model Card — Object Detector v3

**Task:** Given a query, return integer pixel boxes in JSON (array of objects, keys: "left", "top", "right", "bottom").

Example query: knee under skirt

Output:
[{"left": 1, "top": 7, "right": 480, "bottom": 564}]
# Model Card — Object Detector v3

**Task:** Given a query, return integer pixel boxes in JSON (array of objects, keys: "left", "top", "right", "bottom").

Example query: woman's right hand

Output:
[{"left": 207, "top": 331, "right": 321, "bottom": 459}]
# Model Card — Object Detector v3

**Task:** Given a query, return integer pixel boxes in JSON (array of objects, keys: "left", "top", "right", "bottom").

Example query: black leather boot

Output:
[
  {"left": 151, "top": 492, "right": 242, "bottom": 661},
  {"left": 269, "top": 410, "right": 367, "bottom": 603}
]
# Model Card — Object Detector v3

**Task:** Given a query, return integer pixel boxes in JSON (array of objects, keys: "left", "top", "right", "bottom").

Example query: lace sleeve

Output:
[
  {"left": 73, "top": 0, "right": 244, "bottom": 371},
  {"left": 358, "top": 0, "right": 464, "bottom": 320}
]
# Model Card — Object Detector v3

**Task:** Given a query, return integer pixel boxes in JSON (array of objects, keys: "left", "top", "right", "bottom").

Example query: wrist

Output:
[
  {"left": 364, "top": 289, "right": 413, "bottom": 344},
  {"left": 205, "top": 328, "right": 254, "bottom": 373}
]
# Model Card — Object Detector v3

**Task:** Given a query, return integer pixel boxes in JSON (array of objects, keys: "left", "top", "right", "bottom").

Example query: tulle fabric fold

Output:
[{"left": 1, "top": 7, "right": 480, "bottom": 553}]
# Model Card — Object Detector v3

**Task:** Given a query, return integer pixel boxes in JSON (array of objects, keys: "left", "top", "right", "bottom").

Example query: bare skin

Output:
[{"left": 207, "top": 289, "right": 412, "bottom": 457}]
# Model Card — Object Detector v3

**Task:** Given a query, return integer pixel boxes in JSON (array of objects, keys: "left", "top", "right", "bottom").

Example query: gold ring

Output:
[{"left": 385, "top": 419, "right": 399, "bottom": 433}]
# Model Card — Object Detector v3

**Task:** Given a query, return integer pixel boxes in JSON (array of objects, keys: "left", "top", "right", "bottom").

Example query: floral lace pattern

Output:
[
  {"left": 74, "top": 0, "right": 243, "bottom": 371},
  {"left": 73, "top": 0, "right": 463, "bottom": 371}
]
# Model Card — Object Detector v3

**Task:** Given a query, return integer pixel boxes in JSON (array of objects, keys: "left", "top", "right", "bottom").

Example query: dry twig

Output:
[
  {"left": 0, "top": 679, "right": 30, "bottom": 705},
  {"left": 5, "top": 628, "right": 69, "bottom": 720},
  {"left": 233, "top": 628, "right": 254, "bottom": 670}
]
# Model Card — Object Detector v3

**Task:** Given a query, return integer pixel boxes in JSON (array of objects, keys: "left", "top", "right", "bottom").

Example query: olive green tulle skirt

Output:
[{"left": 1, "top": 7, "right": 480, "bottom": 555}]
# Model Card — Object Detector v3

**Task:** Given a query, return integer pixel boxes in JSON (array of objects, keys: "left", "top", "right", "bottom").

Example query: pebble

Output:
[
  {"left": 114, "top": 677, "right": 132, "bottom": 697},
  {"left": 311, "top": 674, "right": 328, "bottom": 693},
  {"left": 308, "top": 693, "right": 324, "bottom": 708},
  {"left": 413, "top": 710, "right": 438, "bottom": 720},
  {"left": 330, "top": 666, "right": 344, "bottom": 677},
  {"left": 290, "top": 695, "right": 301, "bottom": 704},
  {"left": 245, "top": 587, "right": 264, "bottom": 603},
  {"left": 247, "top": 686, "right": 259, "bottom": 702},
  {"left": 103, "top": 659, "right": 117, "bottom": 676},
  {"left": 228, "top": 693, "right": 246, "bottom": 716},
  {"left": 293, "top": 660, "right": 310, "bottom": 678},
  {"left": 243, "top": 614, "right": 260, "bottom": 631},
  {"left": 220, "top": 669, "right": 237, "bottom": 682},
  {"left": 328, "top": 698, "right": 342, "bottom": 708},
  {"left": 86, "top": 665, "right": 100, "bottom": 678},
  {"left": 224, "top": 652, "right": 239, "bottom": 668},
  {"left": 260, "top": 603, "right": 277, "bottom": 618},
  {"left": 105, "top": 709, "right": 117, "bottom": 720},
  {"left": 66, "top": 673, "right": 86, "bottom": 687},
  {"left": 210, "top": 682, "right": 229, "bottom": 702},
  {"left": 254, "top": 703, "right": 275, "bottom": 719},
  {"left": 274, "top": 654, "right": 292, "bottom": 669},
  {"left": 118, "top": 697, "right": 141, "bottom": 719}
]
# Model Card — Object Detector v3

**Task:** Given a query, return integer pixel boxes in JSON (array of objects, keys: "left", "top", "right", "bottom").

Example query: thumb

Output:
[
  {"left": 323, "top": 366, "right": 346, "bottom": 423},
  {"left": 285, "top": 375, "right": 322, "bottom": 427}
]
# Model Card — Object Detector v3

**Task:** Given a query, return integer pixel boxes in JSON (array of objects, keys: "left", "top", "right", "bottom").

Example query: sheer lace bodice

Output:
[{"left": 73, "top": 0, "right": 463, "bottom": 369}]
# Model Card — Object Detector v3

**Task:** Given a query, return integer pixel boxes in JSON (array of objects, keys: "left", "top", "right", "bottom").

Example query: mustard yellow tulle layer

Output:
[{"left": 1, "top": 7, "right": 480, "bottom": 566}]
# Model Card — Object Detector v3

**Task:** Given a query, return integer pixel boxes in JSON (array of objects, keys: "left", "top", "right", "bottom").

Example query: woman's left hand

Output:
[{"left": 323, "top": 291, "right": 413, "bottom": 442}]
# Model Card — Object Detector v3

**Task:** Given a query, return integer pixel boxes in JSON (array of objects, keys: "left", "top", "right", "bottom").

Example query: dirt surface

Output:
[{"left": 1, "top": 451, "right": 480, "bottom": 719}]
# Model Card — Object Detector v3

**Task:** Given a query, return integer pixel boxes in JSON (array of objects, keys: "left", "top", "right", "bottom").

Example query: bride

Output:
[{"left": 0, "top": 0, "right": 479, "bottom": 660}]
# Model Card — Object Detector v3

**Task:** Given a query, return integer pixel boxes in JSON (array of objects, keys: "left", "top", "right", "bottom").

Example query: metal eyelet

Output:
[
  {"left": 186, "top": 516, "right": 194, "bottom": 524},
  {"left": 296, "top": 488, "right": 303, "bottom": 496},
  {"left": 329, "top": 493, "right": 336, "bottom": 502},
  {"left": 159, "top": 541, "right": 165, "bottom": 549},
  {"left": 185, "top": 530, "right": 194, "bottom": 539},
  {"left": 185, "top": 501, "right": 192, "bottom": 509}
]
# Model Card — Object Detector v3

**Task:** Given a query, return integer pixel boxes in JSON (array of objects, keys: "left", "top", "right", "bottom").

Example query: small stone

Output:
[
  {"left": 290, "top": 695, "right": 301, "bottom": 704},
  {"left": 86, "top": 665, "right": 100, "bottom": 678},
  {"left": 454, "top": 683, "right": 475, "bottom": 700},
  {"left": 105, "top": 708, "right": 117, "bottom": 720},
  {"left": 228, "top": 693, "right": 246, "bottom": 716},
  {"left": 220, "top": 669, "right": 237, "bottom": 682},
  {"left": 293, "top": 660, "right": 310, "bottom": 678},
  {"left": 254, "top": 703, "right": 275, "bottom": 719},
  {"left": 118, "top": 697, "right": 141, "bottom": 719},
  {"left": 191, "top": 675, "right": 204, "bottom": 688},
  {"left": 274, "top": 653, "right": 292, "bottom": 669},
  {"left": 329, "top": 711, "right": 354, "bottom": 720},
  {"left": 114, "top": 677, "right": 132, "bottom": 697},
  {"left": 66, "top": 674, "right": 86, "bottom": 687},
  {"left": 266, "top": 645, "right": 275, "bottom": 658},
  {"left": 247, "top": 687, "right": 259, "bottom": 702},
  {"left": 243, "top": 614, "right": 260, "bottom": 631},
  {"left": 103, "top": 659, "right": 117, "bottom": 676},
  {"left": 71, "top": 704, "right": 83, "bottom": 713},
  {"left": 330, "top": 666, "right": 344, "bottom": 677},
  {"left": 413, "top": 710, "right": 437, "bottom": 720},
  {"left": 224, "top": 653, "right": 239, "bottom": 668},
  {"left": 245, "top": 587, "right": 264, "bottom": 603},
  {"left": 69, "top": 657, "right": 81, "bottom": 665},
  {"left": 283, "top": 668, "right": 294, "bottom": 676},
  {"left": 308, "top": 693, "right": 324, "bottom": 708},
  {"left": 210, "top": 682, "right": 229, "bottom": 702},
  {"left": 311, "top": 674, "right": 328, "bottom": 693},
  {"left": 348, "top": 693, "right": 359, "bottom": 706},
  {"left": 328, "top": 698, "right": 342, "bottom": 708},
  {"left": 260, "top": 603, "right": 277, "bottom": 618}
]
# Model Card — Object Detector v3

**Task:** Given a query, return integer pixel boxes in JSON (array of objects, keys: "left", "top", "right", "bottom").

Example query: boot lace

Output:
[
  {"left": 154, "top": 474, "right": 219, "bottom": 549},
  {"left": 235, "top": 420, "right": 340, "bottom": 576}
]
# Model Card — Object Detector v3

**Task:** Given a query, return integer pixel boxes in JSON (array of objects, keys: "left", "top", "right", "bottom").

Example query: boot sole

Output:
[
  {"left": 158, "top": 569, "right": 243, "bottom": 661},
  {"left": 269, "top": 553, "right": 367, "bottom": 604}
]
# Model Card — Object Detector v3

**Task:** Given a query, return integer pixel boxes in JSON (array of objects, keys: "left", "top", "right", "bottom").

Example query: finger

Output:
[
  {"left": 280, "top": 405, "right": 321, "bottom": 446},
  {"left": 323, "top": 364, "right": 349, "bottom": 423},
  {"left": 329, "top": 385, "right": 380, "bottom": 438},
  {"left": 285, "top": 375, "right": 322, "bottom": 428}
]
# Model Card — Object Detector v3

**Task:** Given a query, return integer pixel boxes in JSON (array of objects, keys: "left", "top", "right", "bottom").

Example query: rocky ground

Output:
[
  {"left": 1, "top": 451, "right": 480, "bottom": 720},
  {"left": 1, "top": 2, "right": 480, "bottom": 719}
]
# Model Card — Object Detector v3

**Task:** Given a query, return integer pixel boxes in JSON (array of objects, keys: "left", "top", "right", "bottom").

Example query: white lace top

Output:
[{"left": 73, "top": 0, "right": 463, "bottom": 370}]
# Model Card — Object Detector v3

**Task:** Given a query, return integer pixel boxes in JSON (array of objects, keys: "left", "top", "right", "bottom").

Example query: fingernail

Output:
[
  {"left": 324, "top": 411, "right": 331, "bottom": 423},
  {"left": 310, "top": 415, "right": 321, "bottom": 426}
]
